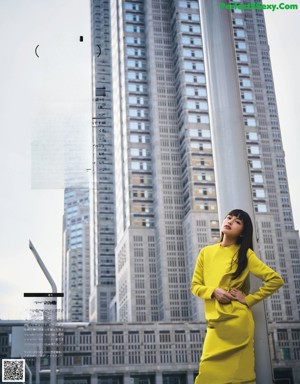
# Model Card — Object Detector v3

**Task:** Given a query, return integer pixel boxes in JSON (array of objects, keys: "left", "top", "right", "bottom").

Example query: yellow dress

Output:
[{"left": 191, "top": 243, "right": 284, "bottom": 384}]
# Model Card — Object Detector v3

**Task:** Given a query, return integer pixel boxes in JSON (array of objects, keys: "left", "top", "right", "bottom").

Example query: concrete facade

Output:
[{"left": 0, "top": 321, "right": 299, "bottom": 383}]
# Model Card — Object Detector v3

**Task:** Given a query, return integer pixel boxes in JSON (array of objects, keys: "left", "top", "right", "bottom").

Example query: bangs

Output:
[{"left": 227, "top": 209, "right": 247, "bottom": 221}]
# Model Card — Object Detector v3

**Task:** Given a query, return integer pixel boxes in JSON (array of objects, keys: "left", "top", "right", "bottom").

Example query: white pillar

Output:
[
  {"left": 35, "top": 354, "right": 40, "bottom": 384},
  {"left": 155, "top": 372, "right": 163, "bottom": 384},
  {"left": 90, "top": 375, "right": 98, "bottom": 384},
  {"left": 124, "top": 374, "right": 134, "bottom": 384},
  {"left": 199, "top": 1, "right": 273, "bottom": 383},
  {"left": 187, "top": 372, "right": 195, "bottom": 384},
  {"left": 29, "top": 241, "right": 57, "bottom": 384}
]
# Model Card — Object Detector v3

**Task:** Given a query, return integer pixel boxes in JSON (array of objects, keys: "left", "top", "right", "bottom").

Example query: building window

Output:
[
  {"left": 251, "top": 160, "right": 262, "bottom": 169},
  {"left": 240, "top": 78, "right": 251, "bottom": 87},
  {"left": 233, "top": 18, "right": 244, "bottom": 26},
  {"left": 236, "top": 41, "right": 246, "bottom": 49},
  {"left": 238, "top": 54, "right": 248, "bottom": 62},
  {"left": 242, "top": 91, "right": 253, "bottom": 101},
  {"left": 256, "top": 204, "right": 267, "bottom": 213},
  {"left": 248, "top": 146, "right": 259, "bottom": 155},
  {"left": 254, "top": 189, "right": 265, "bottom": 198},
  {"left": 235, "top": 29, "right": 245, "bottom": 38},
  {"left": 245, "top": 118, "right": 256, "bottom": 127},
  {"left": 239, "top": 65, "right": 250, "bottom": 75},
  {"left": 247, "top": 132, "right": 258, "bottom": 141},
  {"left": 243, "top": 105, "right": 254, "bottom": 113}
]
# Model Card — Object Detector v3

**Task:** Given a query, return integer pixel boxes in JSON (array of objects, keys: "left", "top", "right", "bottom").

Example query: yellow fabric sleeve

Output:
[
  {"left": 190, "top": 249, "right": 215, "bottom": 299},
  {"left": 245, "top": 250, "right": 284, "bottom": 307}
]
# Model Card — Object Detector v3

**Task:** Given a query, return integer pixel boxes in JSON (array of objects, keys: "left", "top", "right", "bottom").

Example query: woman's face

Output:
[{"left": 221, "top": 214, "right": 244, "bottom": 239}]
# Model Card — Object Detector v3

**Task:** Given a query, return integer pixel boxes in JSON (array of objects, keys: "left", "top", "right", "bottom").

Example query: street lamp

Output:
[
  {"left": 25, "top": 360, "right": 32, "bottom": 384},
  {"left": 29, "top": 240, "right": 57, "bottom": 384}
]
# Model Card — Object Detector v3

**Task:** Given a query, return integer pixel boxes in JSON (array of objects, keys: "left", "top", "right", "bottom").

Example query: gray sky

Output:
[
  {"left": 0, "top": 0, "right": 92, "bottom": 319},
  {"left": 263, "top": 6, "right": 300, "bottom": 230},
  {"left": 0, "top": 0, "right": 299, "bottom": 319}
]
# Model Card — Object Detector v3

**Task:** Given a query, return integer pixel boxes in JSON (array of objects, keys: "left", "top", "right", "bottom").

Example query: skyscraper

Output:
[
  {"left": 89, "top": 0, "right": 300, "bottom": 364},
  {"left": 62, "top": 188, "right": 90, "bottom": 322},
  {"left": 89, "top": 0, "right": 117, "bottom": 322}
]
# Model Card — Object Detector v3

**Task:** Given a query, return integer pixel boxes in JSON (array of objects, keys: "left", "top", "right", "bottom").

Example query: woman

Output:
[{"left": 191, "top": 209, "right": 284, "bottom": 384}]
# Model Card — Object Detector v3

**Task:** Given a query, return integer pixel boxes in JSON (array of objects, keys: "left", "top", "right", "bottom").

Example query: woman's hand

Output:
[
  {"left": 213, "top": 288, "right": 235, "bottom": 304},
  {"left": 229, "top": 288, "right": 247, "bottom": 305}
]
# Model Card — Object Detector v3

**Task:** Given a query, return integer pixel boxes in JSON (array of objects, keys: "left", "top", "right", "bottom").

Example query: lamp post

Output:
[
  {"left": 25, "top": 360, "right": 32, "bottom": 384},
  {"left": 199, "top": 1, "right": 274, "bottom": 382},
  {"left": 29, "top": 240, "right": 57, "bottom": 384}
]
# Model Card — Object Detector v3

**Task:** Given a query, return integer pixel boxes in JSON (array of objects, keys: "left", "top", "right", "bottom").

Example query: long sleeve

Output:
[
  {"left": 245, "top": 250, "right": 284, "bottom": 307},
  {"left": 191, "top": 249, "right": 216, "bottom": 300}
]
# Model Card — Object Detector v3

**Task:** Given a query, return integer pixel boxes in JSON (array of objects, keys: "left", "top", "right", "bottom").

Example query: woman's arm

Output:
[
  {"left": 191, "top": 248, "right": 235, "bottom": 303},
  {"left": 244, "top": 250, "right": 284, "bottom": 307},
  {"left": 191, "top": 248, "right": 236, "bottom": 304},
  {"left": 191, "top": 250, "right": 216, "bottom": 299}
]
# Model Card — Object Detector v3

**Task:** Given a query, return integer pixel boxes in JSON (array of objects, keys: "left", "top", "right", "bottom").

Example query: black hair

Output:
[{"left": 220, "top": 209, "right": 254, "bottom": 279}]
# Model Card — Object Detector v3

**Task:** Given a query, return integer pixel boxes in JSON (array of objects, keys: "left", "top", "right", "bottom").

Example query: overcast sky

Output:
[
  {"left": 0, "top": 0, "right": 299, "bottom": 319},
  {"left": 0, "top": 0, "right": 92, "bottom": 319}
]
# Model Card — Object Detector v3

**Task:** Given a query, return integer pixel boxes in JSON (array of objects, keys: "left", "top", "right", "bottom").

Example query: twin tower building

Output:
[{"left": 62, "top": 1, "right": 300, "bottom": 379}]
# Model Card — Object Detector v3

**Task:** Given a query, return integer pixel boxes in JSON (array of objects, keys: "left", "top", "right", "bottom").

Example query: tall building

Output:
[
  {"left": 62, "top": 188, "right": 90, "bottom": 322},
  {"left": 89, "top": 0, "right": 300, "bottom": 377},
  {"left": 89, "top": 0, "right": 117, "bottom": 322}
]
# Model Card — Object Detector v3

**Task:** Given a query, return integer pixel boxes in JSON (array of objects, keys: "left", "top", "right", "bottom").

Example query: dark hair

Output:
[{"left": 220, "top": 209, "right": 254, "bottom": 279}]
